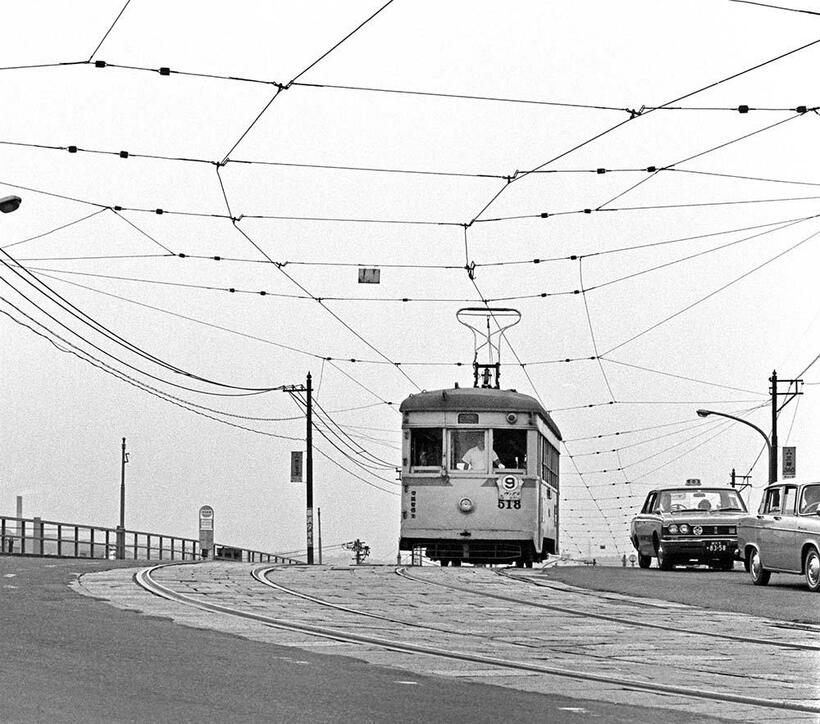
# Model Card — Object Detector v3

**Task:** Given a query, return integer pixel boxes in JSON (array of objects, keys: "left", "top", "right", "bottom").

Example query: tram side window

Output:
[
  {"left": 450, "top": 430, "right": 488, "bottom": 471},
  {"left": 410, "top": 428, "right": 443, "bottom": 470},
  {"left": 540, "top": 437, "right": 559, "bottom": 490},
  {"left": 493, "top": 429, "right": 527, "bottom": 470}
]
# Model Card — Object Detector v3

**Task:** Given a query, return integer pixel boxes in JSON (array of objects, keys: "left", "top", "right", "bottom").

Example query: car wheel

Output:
[
  {"left": 638, "top": 553, "right": 651, "bottom": 569},
  {"left": 805, "top": 547, "right": 820, "bottom": 593},
  {"left": 749, "top": 548, "right": 770, "bottom": 586},
  {"left": 656, "top": 543, "right": 675, "bottom": 571}
]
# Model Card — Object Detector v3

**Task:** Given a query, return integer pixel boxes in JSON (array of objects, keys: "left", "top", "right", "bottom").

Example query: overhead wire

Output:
[
  {"left": 1, "top": 252, "right": 282, "bottom": 395},
  {"left": 0, "top": 208, "right": 108, "bottom": 251},
  {"left": 88, "top": 0, "right": 132, "bottom": 61},
  {"left": 0, "top": 297, "right": 302, "bottom": 440},
  {"left": 467, "top": 33, "right": 820, "bottom": 224},
  {"left": 602, "top": 226, "right": 820, "bottom": 356}
]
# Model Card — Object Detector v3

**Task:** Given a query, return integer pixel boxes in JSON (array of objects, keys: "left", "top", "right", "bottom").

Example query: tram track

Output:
[
  {"left": 132, "top": 563, "right": 820, "bottom": 717},
  {"left": 395, "top": 566, "right": 820, "bottom": 652}
]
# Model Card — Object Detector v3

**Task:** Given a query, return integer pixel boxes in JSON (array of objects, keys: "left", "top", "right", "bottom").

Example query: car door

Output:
[
  {"left": 755, "top": 486, "right": 782, "bottom": 569},
  {"left": 632, "top": 493, "right": 658, "bottom": 555},
  {"left": 768, "top": 485, "right": 799, "bottom": 571}
]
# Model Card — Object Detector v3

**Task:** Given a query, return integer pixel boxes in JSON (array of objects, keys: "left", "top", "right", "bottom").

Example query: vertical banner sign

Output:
[
  {"left": 306, "top": 507, "right": 314, "bottom": 550},
  {"left": 199, "top": 505, "right": 214, "bottom": 558},
  {"left": 782, "top": 446, "right": 796, "bottom": 478},
  {"left": 290, "top": 451, "right": 304, "bottom": 483}
]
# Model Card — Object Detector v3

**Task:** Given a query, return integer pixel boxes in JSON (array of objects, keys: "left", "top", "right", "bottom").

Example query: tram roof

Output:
[{"left": 400, "top": 387, "right": 561, "bottom": 440}]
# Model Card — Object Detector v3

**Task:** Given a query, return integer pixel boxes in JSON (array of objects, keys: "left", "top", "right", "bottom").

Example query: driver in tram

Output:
[{"left": 462, "top": 438, "right": 500, "bottom": 471}]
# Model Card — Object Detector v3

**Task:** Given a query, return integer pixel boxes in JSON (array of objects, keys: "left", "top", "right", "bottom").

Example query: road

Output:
[
  {"left": 542, "top": 563, "right": 820, "bottom": 624},
  {"left": 0, "top": 557, "right": 736, "bottom": 724}
]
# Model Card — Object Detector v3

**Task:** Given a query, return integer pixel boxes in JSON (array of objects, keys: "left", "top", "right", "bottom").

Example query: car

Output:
[
  {"left": 736, "top": 480, "right": 820, "bottom": 592},
  {"left": 630, "top": 480, "right": 748, "bottom": 570}
]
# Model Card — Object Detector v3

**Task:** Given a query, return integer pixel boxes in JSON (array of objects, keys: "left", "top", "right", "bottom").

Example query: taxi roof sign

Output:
[{"left": 685, "top": 478, "right": 701, "bottom": 486}]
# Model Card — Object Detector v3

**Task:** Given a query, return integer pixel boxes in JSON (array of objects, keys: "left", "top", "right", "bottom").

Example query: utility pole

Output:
[
  {"left": 317, "top": 507, "right": 322, "bottom": 565},
  {"left": 306, "top": 373, "right": 314, "bottom": 564},
  {"left": 770, "top": 370, "right": 778, "bottom": 486},
  {"left": 283, "top": 373, "right": 315, "bottom": 564},
  {"left": 116, "top": 438, "right": 129, "bottom": 559},
  {"left": 769, "top": 370, "right": 802, "bottom": 484}
]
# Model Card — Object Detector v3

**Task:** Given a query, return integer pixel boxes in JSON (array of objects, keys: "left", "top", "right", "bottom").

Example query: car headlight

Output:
[
  {"left": 727, "top": 527, "right": 736, "bottom": 535},
  {"left": 679, "top": 524, "right": 690, "bottom": 534},
  {"left": 668, "top": 524, "right": 679, "bottom": 534},
  {"left": 693, "top": 525, "right": 702, "bottom": 535}
]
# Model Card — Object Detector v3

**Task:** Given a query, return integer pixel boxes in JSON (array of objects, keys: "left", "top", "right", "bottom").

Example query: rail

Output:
[{"left": 0, "top": 515, "right": 301, "bottom": 564}]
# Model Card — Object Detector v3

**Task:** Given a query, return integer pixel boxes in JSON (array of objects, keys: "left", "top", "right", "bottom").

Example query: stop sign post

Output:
[{"left": 199, "top": 505, "right": 214, "bottom": 558}]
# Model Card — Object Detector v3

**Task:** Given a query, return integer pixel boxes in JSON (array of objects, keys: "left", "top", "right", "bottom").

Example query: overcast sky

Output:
[{"left": 1, "top": 0, "right": 818, "bottom": 561}]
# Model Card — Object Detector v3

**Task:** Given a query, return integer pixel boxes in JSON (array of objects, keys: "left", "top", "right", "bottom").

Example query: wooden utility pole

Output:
[{"left": 283, "top": 374, "right": 315, "bottom": 564}]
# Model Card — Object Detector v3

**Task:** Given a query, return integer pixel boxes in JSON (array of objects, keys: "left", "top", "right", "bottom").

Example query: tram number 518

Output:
[{"left": 498, "top": 500, "right": 521, "bottom": 509}]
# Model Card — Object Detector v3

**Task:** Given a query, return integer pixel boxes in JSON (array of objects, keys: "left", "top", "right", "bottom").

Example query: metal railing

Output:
[{"left": 0, "top": 515, "right": 301, "bottom": 564}]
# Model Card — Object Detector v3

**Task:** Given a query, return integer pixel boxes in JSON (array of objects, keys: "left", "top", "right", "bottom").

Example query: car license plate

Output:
[{"left": 706, "top": 542, "right": 727, "bottom": 553}]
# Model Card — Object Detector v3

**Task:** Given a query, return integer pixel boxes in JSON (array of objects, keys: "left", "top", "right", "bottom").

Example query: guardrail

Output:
[{"left": 0, "top": 515, "right": 301, "bottom": 564}]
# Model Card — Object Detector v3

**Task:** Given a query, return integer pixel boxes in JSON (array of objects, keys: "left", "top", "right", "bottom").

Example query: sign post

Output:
[{"left": 198, "top": 505, "right": 214, "bottom": 558}]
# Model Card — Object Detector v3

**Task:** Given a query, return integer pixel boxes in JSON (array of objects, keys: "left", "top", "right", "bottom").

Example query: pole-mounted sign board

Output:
[
  {"left": 783, "top": 446, "right": 796, "bottom": 478},
  {"left": 291, "top": 451, "right": 304, "bottom": 482},
  {"left": 199, "top": 505, "right": 214, "bottom": 557}
]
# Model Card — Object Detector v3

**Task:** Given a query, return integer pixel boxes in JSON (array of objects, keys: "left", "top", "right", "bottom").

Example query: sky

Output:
[{"left": 1, "top": 0, "right": 818, "bottom": 562}]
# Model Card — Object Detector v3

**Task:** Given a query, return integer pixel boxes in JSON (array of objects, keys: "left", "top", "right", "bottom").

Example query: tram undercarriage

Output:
[{"left": 403, "top": 538, "right": 556, "bottom": 567}]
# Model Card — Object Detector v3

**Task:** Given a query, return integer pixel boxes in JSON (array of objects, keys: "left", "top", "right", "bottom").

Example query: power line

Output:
[
  {"left": 468, "top": 33, "right": 820, "bottom": 223},
  {"left": 730, "top": 0, "right": 820, "bottom": 16},
  {"left": 599, "top": 358, "right": 764, "bottom": 396},
  {"left": 1, "top": 253, "right": 282, "bottom": 396},
  {"left": 0, "top": 298, "right": 302, "bottom": 440},
  {"left": 602, "top": 227, "right": 820, "bottom": 356},
  {"left": 0, "top": 208, "right": 108, "bottom": 251},
  {"left": 88, "top": 0, "right": 131, "bottom": 60}
]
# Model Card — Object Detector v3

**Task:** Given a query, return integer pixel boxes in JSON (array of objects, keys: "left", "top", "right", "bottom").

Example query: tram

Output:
[{"left": 398, "top": 308, "right": 561, "bottom": 567}]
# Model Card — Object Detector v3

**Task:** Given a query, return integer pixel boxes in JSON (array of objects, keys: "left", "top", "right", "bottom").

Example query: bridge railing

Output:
[{"left": 0, "top": 515, "right": 301, "bottom": 564}]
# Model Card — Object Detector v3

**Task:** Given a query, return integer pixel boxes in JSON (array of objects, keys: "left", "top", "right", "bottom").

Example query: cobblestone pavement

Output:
[{"left": 76, "top": 563, "right": 820, "bottom": 723}]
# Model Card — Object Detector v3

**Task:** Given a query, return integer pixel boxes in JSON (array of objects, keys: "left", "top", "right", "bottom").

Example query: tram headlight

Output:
[
  {"left": 679, "top": 524, "right": 690, "bottom": 534},
  {"left": 668, "top": 524, "right": 678, "bottom": 534},
  {"left": 458, "top": 497, "right": 474, "bottom": 513}
]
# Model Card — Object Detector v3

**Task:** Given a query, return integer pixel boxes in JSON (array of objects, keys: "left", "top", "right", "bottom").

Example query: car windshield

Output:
[{"left": 655, "top": 489, "right": 746, "bottom": 514}]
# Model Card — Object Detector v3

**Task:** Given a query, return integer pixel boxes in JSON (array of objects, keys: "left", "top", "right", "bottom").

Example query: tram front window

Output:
[
  {"left": 410, "top": 428, "right": 443, "bottom": 470},
  {"left": 450, "top": 430, "right": 489, "bottom": 471},
  {"left": 493, "top": 429, "right": 526, "bottom": 470}
]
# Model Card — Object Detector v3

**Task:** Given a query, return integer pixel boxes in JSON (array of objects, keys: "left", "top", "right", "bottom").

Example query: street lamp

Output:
[
  {"left": 695, "top": 409, "right": 775, "bottom": 484},
  {"left": 0, "top": 195, "right": 22, "bottom": 214}
]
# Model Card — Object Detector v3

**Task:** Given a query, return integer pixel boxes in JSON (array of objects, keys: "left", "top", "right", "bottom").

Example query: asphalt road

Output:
[
  {"left": 542, "top": 563, "right": 820, "bottom": 625},
  {"left": 0, "top": 557, "right": 735, "bottom": 724}
]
